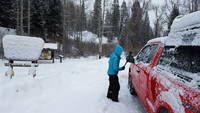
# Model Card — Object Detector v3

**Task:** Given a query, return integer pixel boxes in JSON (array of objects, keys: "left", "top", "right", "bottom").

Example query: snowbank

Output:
[
  {"left": 3, "top": 35, "right": 44, "bottom": 61},
  {"left": 70, "top": 31, "right": 111, "bottom": 44}
]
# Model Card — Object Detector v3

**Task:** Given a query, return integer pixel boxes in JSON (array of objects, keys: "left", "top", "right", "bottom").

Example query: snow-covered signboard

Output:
[{"left": 3, "top": 35, "right": 44, "bottom": 61}]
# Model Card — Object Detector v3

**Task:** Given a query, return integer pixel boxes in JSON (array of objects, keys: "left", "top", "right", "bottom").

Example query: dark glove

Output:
[{"left": 121, "top": 66, "right": 125, "bottom": 70}]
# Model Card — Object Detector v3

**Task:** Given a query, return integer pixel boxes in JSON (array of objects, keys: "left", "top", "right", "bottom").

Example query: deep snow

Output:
[
  {"left": 3, "top": 35, "right": 44, "bottom": 61},
  {"left": 0, "top": 57, "right": 146, "bottom": 113}
]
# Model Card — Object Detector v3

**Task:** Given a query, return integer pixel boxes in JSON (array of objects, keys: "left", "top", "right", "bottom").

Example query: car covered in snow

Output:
[{"left": 127, "top": 11, "right": 200, "bottom": 113}]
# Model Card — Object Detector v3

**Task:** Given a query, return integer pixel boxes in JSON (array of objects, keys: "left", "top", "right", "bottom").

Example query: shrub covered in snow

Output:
[{"left": 3, "top": 35, "right": 44, "bottom": 61}]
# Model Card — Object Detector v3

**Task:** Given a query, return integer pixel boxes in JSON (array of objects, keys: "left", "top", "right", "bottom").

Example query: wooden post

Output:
[
  {"left": 9, "top": 60, "right": 14, "bottom": 79},
  {"left": 59, "top": 55, "right": 63, "bottom": 63},
  {"left": 52, "top": 50, "right": 55, "bottom": 63}
]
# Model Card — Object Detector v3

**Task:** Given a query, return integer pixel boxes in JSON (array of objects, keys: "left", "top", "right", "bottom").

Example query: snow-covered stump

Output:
[{"left": 3, "top": 35, "right": 44, "bottom": 78}]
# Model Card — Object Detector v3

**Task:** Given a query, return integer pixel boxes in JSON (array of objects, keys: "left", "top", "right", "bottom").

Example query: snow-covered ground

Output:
[{"left": 0, "top": 57, "right": 146, "bottom": 113}]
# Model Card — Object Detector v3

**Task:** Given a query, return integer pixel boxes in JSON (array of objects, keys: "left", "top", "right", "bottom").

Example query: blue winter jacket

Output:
[{"left": 107, "top": 45, "right": 124, "bottom": 75}]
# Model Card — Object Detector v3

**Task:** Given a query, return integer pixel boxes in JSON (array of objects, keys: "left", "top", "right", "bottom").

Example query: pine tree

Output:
[
  {"left": 31, "top": 0, "right": 62, "bottom": 42},
  {"left": 119, "top": 1, "right": 129, "bottom": 47},
  {"left": 104, "top": 10, "right": 113, "bottom": 42},
  {"left": 31, "top": 0, "right": 48, "bottom": 38},
  {"left": 0, "top": 0, "right": 16, "bottom": 28},
  {"left": 46, "top": 0, "right": 62, "bottom": 41},
  {"left": 141, "top": 11, "right": 153, "bottom": 45},
  {"left": 111, "top": 0, "right": 120, "bottom": 38},
  {"left": 92, "top": 0, "right": 102, "bottom": 36},
  {"left": 81, "top": 0, "right": 87, "bottom": 31},
  {"left": 127, "top": 0, "right": 143, "bottom": 53},
  {"left": 87, "top": 13, "right": 93, "bottom": 32},
  {"left": 66, "top": 1, "right": 76, "bottom": 34},
  {"left": 168, "top": 5, "right": 179, "bottom": 33}
]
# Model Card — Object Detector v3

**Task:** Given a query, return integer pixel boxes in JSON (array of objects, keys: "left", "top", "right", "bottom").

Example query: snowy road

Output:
[{"left": 0, "top": 57, "right": 146, "bottom": 113}]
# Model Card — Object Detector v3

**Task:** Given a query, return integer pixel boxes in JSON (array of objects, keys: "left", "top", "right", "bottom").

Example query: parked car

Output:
[{"left": 127, "top": 11, "right": 200, "bottom": 113}]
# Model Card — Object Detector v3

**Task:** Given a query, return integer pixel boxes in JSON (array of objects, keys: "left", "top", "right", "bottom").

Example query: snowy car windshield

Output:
[{"left": 158, "top": 46, "right": 200, "bottom": 73}]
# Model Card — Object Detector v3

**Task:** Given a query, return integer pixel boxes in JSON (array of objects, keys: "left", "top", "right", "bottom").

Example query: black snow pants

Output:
[{"left": 107, "top": 75, "right": 120, "bottom": 101}]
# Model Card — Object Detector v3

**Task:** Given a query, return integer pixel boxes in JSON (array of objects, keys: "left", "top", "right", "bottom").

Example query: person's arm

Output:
[{"left": 113, "top": 57, "right": 124, "bottom": 71}]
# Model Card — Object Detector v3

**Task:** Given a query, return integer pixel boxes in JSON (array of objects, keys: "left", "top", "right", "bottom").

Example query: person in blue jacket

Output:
[{"left": 107, "top": 45, "right": 125, "bottom": 102}]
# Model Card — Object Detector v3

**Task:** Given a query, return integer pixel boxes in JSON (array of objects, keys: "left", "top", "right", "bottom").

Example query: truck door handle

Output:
[{"left": 136, "top": 69, "right": 140, "bottom": 73}]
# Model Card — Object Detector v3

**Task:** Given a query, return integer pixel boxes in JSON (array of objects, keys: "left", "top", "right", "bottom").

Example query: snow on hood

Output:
[{"left": 3, "top": 35, "right": 44, "bottom": 61}]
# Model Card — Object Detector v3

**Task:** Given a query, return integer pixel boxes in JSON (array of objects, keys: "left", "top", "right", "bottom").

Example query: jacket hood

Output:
[{"left": 114, "top": 45, "right": 124, "bottom": 56}]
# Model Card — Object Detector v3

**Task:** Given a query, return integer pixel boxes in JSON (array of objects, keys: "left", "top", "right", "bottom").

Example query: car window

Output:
[
  {"left": 158, "top": 46, "right": 175, "bottom": 66},
  {"left": 158, "top": 46, "right": 200, "bottom": 73},
  {"left": 137, "top": 44, "right": 158, "bottom": 64},
  {"left": 137, "top": 46, "right": 150, "bottom": 63}
]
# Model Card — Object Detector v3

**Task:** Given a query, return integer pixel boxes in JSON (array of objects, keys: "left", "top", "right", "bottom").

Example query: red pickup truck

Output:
[{"left": 127, "top": 11, "right": 200, "bottom": 113}]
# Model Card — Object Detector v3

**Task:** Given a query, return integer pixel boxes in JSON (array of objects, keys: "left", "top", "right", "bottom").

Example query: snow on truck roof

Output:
[
  {"left": 148, "top": 11, "right": 200, "bottom": 46},
  {"left": 171, "top": 11, "right": 200, "bottom": 33},
  {"left": 3, "top": 35, "right": 44, "bottom": 61}
]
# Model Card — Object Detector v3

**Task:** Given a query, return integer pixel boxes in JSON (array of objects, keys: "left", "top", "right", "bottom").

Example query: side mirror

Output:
[{"left": 126, "top": 52, "right": 135, "bottom": 64}]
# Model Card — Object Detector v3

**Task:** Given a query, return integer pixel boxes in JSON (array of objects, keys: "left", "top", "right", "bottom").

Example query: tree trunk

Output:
[
  {"left": 62, "top": 0, "right": 66, "bottom": 55},
  {"left": 28, "top": 0, "right": 31, "bottom": 36},
  {"left": 99, "top": 0, "right": 105, "bottom": 59},
  {"left": 20, "top": 0, "right": 24, "bottom": 35},
  {"left": 16, "top": 0, "right": 20, "bottom": 35}
]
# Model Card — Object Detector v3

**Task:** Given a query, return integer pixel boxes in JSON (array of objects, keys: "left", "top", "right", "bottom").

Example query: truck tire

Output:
[
  {"left": 158, "top": 107, "right": 170, "bottom": 113},
  {"left": 128, "top": 75, "right": 137, "bottom": 96}
]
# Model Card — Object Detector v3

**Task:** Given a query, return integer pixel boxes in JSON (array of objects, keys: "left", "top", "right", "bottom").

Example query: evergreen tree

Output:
[
  {"left": 119, "top": 1, "right": 129, "bottom": 47},
  {"left": 104, "top": 10, "right": 113, "bottom": 42},
  {"left": 111, "top": 0, "right": 120, "bottom": 38},
  {"left": 46, "top": 0, "right": 62, "bottom": 41},
  {"left": 0, "top": 0, "right": 16, "bottom": 28},
  {"left": 31, "top": 0, "right": 62, "bottom": 42},
  {"left": 127, "top": 0, "right": 143, "bottom": 53},
  {"left": 141, "top": 11, "right": 154, "bottom": 45},
  {"left": 65, "top": 1, "right": 76, "bottom": 34},
  {"left": 81, "top": 0, "right": 87, "bottom": 31},
  {"left": 168, "top": 5, "right": 179, "bottom": 33},
  {"left": 31, "top": 0, "right": 49, "bottom": 39},
  {"left": 92, "top": 0, "right": 102, "bottom": 36},
  {"left": 87, "top": 13, "right": 93, "bottom": 32}
]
